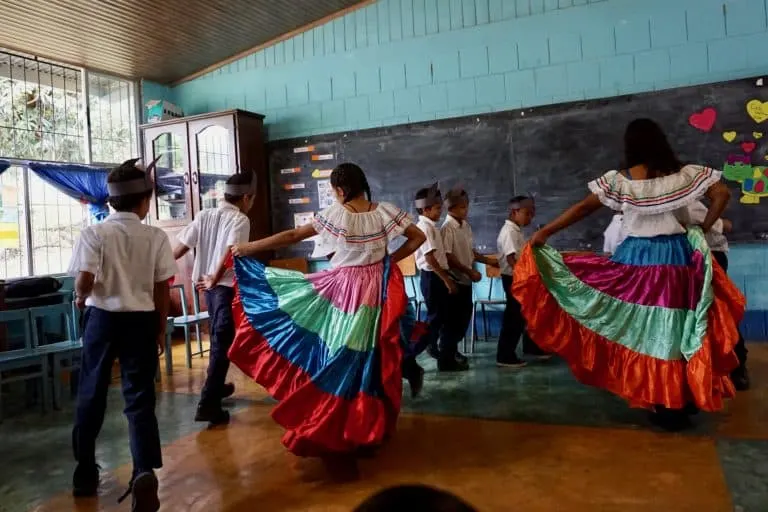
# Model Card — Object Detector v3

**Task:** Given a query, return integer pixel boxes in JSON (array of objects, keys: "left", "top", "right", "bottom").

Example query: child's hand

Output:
[
  {"left": 75, "top": 295, "right": 87, "bottom": 310},
  {"left": 443, "top": 278, "right": 458, "bottom": 295},
  {"left": 530, "top": 230, "right": 549, "bottom": 247},
  {"left": 231, "top": 244, "right": 250, "bottom": 257},
  {"left": 156, "top": 334, "right": 165, "bottom": 356},
  {"left": 469, "top": 269, "right": 482, "bottom": 282},
  {"left": 196, "top": 275, "right": 216, "bottom": 291}
]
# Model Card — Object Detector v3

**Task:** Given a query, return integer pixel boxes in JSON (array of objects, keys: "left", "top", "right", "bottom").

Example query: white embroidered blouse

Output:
[
  {"left": 312, "top": 201, "right": 413, "bottom": 268},
  {"left": 588, "top": 165, "right": 722, "bottom": 238}
]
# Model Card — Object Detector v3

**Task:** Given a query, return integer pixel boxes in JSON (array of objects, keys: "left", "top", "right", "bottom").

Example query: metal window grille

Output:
[{"left": 0, "top": 49, "right": 139, "bottom": 278}]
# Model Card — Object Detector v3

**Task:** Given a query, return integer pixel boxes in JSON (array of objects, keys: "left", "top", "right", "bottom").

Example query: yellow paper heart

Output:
[
  {"left": 723, "top": 131, "right": 737, "bottom": 142},
  {"left": 754, "top": 132, "right": 764, "bottom": 139},
  {"left": 747, "top": 99, "right": 768, "bottom": 123}
]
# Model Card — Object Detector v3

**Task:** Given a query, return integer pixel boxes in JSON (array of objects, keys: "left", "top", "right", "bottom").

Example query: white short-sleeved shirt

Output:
[
  {"left": 415, "top": 215, "right": 448, "bottom": 272},
  {"left": 497, "top": 220, "right": 526, "bottom": 276},
  {"left": 602, "top": 214, "right": 628, "bottom": 254},
  {"left": 312, "top": 201, "right": 412, "bottom": 268},
  {"left": 441, "top": 215, "right": 474, "bottom": 285},
  {"left": 588, "top": 165, "right": 722, "bottom": 238},
  {"left": 177, "top": 202, "right": 251, "bottom": 287},
  {"left": 68, "top": 212, "right": 177, "bottom": 312},
  {"left": 677, "top": 201, "right": 728, "bottom": 252}
]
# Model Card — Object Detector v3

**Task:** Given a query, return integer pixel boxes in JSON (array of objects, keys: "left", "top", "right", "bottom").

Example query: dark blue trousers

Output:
[
  {"left": 409, "top": 271, "right": 450, "bottom": 358},
  {"left": 440, "top": 282, "right": 473, "bottom": 359},
  {"left": 73, "top": 307, "right": 161, "bottom": 474},
  {"left": 200, "top": 286, "right": 235, "bottom": 407}
]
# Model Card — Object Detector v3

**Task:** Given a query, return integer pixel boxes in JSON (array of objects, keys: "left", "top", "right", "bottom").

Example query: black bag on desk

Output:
[{"left": 5, "top": 276, "right": 63, "bottom": 299}]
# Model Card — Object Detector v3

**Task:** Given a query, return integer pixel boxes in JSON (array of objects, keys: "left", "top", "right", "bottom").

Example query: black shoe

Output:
[
  {"left": 496, "top": 357, "right": 527, "bottom": 369},
  {"left": 648, "top": 408, "right": 692, "bottom": 432},
  {"left": 131, "top": 471, "right": 160, "bottom": 512},
  {"left": 438, "top": 357, "right": 469, "bottom": 372},
  {"left": 403, "top": 360, "right": 425, "bottom": 398},
  {"left": 731, "top": 366, "right": 750, "bottom": 391},
  {"left": 427, "top": 345, "right": 440, "bottom": 360},
  {"left": 221, "top": 382, "right": 235, "bottom": 399},
  {"left": 454, "top": 351, "right": 468, "bottom": 364},
  {"left": 194, "top": 404, "right": 231, "bottom": 425},
  {"left": 72, "top": 463, "right": 99, "bottom": 497}
]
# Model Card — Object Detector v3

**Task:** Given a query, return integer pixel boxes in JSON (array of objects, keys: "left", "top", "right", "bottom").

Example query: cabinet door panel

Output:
[
  {"left": 189, "top": 115, "right": 237, "bottom": 213},
  {"left": 143, "top": 124, "right": 192, "bottom": 227}
]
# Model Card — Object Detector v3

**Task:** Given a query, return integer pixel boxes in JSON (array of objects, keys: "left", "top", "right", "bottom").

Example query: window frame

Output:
[{"left": 0, "top": 49, "right": 142, "bottom": 278}]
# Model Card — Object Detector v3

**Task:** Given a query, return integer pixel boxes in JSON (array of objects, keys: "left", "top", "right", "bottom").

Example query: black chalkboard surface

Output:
[{"left": 268, "top": 75, "right": 768, "bottom": 258}]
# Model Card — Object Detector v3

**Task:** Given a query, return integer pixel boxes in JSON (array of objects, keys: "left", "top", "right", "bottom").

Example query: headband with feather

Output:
[
  {"left": 443, "top": 187, "right": 469, "bottom": 208},
  {"left": 224, "top": 172, "right": 258, "bottom": 195},
  {"left": 414, "top": 182, "right": 442, "bottom": 208},
  {"left": 107, "top": 156, "right": 161, "bottom": 197}
]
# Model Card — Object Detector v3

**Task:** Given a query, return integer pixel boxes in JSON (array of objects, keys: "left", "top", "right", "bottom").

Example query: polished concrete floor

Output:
[{"left": 0, "top": 340, "right": 766, "bottom": 511}]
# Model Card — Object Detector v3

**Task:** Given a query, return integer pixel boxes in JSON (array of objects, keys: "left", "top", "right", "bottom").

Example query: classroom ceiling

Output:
[{"left": 0, "top": 0, "right": 365, "bottom": 84}]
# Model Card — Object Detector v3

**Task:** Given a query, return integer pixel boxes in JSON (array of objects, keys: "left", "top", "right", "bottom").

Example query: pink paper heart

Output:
[
  {"left": 688, "top": 108, "right": 717, "bottom": 132},
  {"left": 742, "top": 141, "right": 757, "bottom": 153}
]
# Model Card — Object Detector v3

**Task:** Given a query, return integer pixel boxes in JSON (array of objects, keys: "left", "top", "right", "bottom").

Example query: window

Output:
[
  {"left": 0, "top": 166, "right": 27, "bottom": 278},
  {"left": 0, "top": 165, "right": 88, "bottom": 279},
  {"left": 0, "top": 49, "right": 140, "bottom": 278},
  {"left": 88, "top": 73, "right": 138, "bottom": 164},
  {"left": 1, "top": 49, "right": 139, "bottom": 165},
  {"left": 0, "top": 53, "right": 85, "bottom": 163}
]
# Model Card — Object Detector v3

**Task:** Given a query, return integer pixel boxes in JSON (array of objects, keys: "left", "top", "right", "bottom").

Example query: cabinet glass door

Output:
[
  {"left": 190, "top": 116, "right": 237, "bottom": 212},
  {"left": 144, "top": 124, "right": 190, "bottom": 225}
]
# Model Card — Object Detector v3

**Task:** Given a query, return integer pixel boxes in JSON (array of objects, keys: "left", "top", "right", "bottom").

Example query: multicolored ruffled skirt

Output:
[
  {"left": 227, "top": 257, "right": 406, "bottom": 456},
  {"left": 512, "top": 228, "right": 746, "bottom": 411}
]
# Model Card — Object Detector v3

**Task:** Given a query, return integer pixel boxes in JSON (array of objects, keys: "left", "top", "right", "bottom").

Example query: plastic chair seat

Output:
[
  {"left": 173, "top": 312, "right": 209, "bottom": 325},
  {"left": 476, "top": 299, "right": 506, "bottom": 305},
  {"left": 34, "top": 340, "right": 83, "bottom": 355},
  {"left": 0, "top": 349, "right": 46, "bottom": 366}
]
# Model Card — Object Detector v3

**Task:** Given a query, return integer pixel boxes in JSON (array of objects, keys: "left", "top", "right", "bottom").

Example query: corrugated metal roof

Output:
[{"left": 0, "top": 0, "right": 365, "bottom": 83}]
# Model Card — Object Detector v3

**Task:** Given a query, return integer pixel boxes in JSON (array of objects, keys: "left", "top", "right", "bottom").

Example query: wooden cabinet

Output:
[{"left": 140, "top": 110, "right": 269, "bottom": 313}]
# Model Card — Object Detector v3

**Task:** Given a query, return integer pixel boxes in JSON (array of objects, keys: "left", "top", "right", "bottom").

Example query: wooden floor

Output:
[{"left": 15, "top": 342, "right": 768, "bottom": 511}]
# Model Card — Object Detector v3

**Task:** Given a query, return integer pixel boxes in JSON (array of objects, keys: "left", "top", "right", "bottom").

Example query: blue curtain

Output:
[
  {"left": 0, "top": 160, "right": 10, "bottom": 176},
  {"left": 28, "top": 162, "right": 111, "bottom": 222}
]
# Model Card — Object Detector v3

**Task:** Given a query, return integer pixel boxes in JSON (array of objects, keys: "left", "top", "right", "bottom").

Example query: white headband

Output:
[
  {"left": 414, "top": 182, "right": 441, "bottom": 208},
  {"left": 106, "top": 156, "right": 160, "bottom": 197},
  {"left": 224, "top": 173, "right": 257, "bottom": 195},
  {"left": 443, "top": 188, "right": 469, "bottom": 208},
  {"left": 509, "top": 197, "right": 535, "bottom": 210}
]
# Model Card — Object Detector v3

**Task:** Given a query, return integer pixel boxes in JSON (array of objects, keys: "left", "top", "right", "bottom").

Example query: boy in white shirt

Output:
[
  {"left": 174, "top": 173, "right": 255, "bottom": 424},
  {"left": 69, "top": 159, "right": 176, "bottom": 511},
  {"left": 404, "top": 184, "right": 457, "bottom": 389},
  {"left": 496, "top": 196, "right": 547, "bottom": 367},
  {"left": 679, "top": 201, "right": 749, "bottom": 390},
  {"left": 603, "top": 214, "right": 627, "bottom": 255},
  {"left": 440, "top": 188, "right": 495, "bottom": 372}
]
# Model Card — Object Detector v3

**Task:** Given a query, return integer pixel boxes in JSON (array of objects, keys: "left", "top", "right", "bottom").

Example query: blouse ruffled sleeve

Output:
[
  {"left": 376, "top": 201, "right": 413, "bottom": 243},
  {"left": 588, "top": 170, "right": 624, "bottom": 211},
  {"left": 588, "top": 165, "right": 722, "bottom": 214},
  {"left": 312, "top": 202, "right": 345, "bottom": 246}
]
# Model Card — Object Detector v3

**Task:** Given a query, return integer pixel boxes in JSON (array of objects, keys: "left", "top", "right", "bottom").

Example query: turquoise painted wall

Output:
[
  {"left": 140, "top": 80, "right": 176, "bottom": 123},
  {"left": 168, "top": 0, "right": 768, "bottom": 326}
]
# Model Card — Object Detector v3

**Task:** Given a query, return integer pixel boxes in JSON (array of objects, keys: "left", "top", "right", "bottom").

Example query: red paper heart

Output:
[
  {"left": 742, "top": 141, "right": 757, "bottom": 153},
  {"left": 688, "top": 108, "right": 717, "bottom": 132}
]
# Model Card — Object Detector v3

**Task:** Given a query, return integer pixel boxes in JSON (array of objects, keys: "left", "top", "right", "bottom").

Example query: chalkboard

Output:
[{"left": 268, "top": 75, "right": 768, "bottom": 258}]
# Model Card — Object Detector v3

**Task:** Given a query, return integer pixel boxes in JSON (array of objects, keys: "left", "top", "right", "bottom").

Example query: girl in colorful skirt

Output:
[
  {"left": 517, "top": 118, "right": 746, "bottom": 431},
  {"left": 229, "top": 163, "right": 426, "bottom": 456}
]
